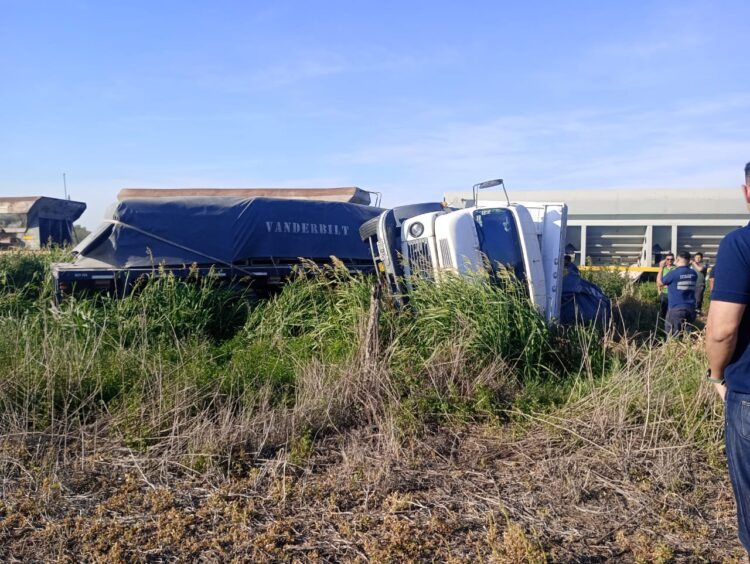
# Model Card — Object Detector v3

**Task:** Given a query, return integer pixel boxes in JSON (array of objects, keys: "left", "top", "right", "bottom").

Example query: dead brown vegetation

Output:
[
  {"left": 0, "top": 256, "right": 742, "bottom": 561},
  {"left": 0, "top": 333, "right": 744, "bottom": 562},
  {"left": 0, "top": 415, "right": 742, "bottom": 563}
]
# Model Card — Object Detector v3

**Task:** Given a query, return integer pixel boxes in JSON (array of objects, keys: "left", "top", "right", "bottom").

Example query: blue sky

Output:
[{"left": 1, "top": 0, "right": 749, "bottom": 227}]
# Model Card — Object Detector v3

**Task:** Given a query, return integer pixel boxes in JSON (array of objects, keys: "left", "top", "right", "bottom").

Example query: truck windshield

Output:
[{"left": 473, "top": 208, "right": 526, "bottom": 283}]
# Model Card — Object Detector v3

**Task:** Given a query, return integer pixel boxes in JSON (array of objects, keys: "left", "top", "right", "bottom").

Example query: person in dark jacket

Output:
[
  {"left": 706, "top": 160, "right": 750, "bottom": 556},
  {"left": 658, "top": 251, "right": 697, "bottom": 335}
]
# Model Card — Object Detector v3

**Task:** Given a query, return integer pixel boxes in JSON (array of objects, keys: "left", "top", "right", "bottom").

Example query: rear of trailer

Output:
[{"left": 0, "top": 197, "right": 86, "bottom": 250}]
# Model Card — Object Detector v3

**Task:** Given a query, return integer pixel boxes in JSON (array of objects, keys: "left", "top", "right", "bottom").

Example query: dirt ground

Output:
[{"left": 0, "top": 418, "right": 744, "bottom": 563}]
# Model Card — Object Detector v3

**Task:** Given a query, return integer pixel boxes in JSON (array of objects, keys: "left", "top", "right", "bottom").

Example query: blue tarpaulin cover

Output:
[
  {"left": 74, "top": 197, "right": 382, "bottom": 268},
  {"left": 560, "top": 270, "right": 612, "bottom": 326}
]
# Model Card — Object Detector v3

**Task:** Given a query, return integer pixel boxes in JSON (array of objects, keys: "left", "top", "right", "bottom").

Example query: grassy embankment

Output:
[{"left": 0, "top": 250, "right": 739, "bottom": 562}]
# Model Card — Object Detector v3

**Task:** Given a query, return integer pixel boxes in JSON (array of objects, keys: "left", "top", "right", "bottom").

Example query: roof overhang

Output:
[
  {"left": 0, "top": 197, "right": 86, "bottom": 220},
  {"left": 444, "top": 188, "right": 748, "bottom": 218}
]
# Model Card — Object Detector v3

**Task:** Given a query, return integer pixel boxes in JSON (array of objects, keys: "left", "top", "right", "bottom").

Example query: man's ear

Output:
[{"left": 743, "top": 183, "right": 750, "bottom": 205}]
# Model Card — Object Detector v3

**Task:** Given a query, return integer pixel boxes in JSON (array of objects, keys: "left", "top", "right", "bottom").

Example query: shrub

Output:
[{"left": 581, "top": 266, "right": 634, "bottom": 298}]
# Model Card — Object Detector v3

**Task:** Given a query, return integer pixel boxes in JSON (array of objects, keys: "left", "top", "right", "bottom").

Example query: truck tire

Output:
[{"left": 359, "top": 216, "right": 380, "bottom": 241}]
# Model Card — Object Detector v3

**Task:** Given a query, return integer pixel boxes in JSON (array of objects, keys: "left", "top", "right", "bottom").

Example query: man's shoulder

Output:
[
  {"left": 662, "top": 267, "right": 678, "bottom": 282},
  {"left": 724, "top": 224, "right": 750, "bottom": 246},
  {"left": 718, "top": 224, "right": 750, "bottom": 263}
]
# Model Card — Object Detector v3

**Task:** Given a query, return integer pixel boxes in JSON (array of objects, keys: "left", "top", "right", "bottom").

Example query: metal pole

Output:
[
  {"left": 644, "top": 225, "right": 653, "bottom": 267},
  {"left": 580, "top": 225, "right": 588, "bottom": 265}
]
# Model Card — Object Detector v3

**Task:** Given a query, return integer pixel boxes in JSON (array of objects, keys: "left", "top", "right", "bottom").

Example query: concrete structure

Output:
[{"left": 444, "top": 188, "right": 748, "bottom": 266}]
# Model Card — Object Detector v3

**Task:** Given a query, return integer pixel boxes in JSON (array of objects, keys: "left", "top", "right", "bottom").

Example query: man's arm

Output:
[
  {"left": 656, "top": 262, "right": 665, "bottom": 294},
  {"left": 706, "top": 300, "right": 746, "bottom": 399}
]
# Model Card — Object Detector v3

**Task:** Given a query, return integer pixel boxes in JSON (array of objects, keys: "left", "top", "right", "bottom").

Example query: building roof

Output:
[{"left": 444, "top": 188, "right": 748, "bottom": 219}]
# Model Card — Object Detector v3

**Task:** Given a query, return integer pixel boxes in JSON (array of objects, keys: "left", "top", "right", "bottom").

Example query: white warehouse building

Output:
[{"left": 443, "top": 188, "right": 748, "bottom": 267}]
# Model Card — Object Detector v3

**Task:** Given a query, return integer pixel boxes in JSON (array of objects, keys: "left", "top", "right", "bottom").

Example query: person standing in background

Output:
[
  {"left": 657, "top": 252, "right": 676, "bottom": 319},
  {"left": 659, "top": 251, "right": 697, "bottom": 335},
  {"left": 691, "top": 252, "right": 708, "bottom": 314},
  {"left": 705, "top": 161, "right": 750, "bottom": 556}
]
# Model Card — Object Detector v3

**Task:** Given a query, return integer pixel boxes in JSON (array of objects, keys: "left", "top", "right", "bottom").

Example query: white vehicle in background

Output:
[{"left": 360, "top": 179, "right": 568, "bottom": 322}]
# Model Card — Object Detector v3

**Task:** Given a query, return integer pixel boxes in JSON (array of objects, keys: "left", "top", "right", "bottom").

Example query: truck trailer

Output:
[
  {"left": 0, "top": 197, "right": 86, "bottom": 250},
  {"left": 52, "top": 188, "right": 382, "bottom": 297}
]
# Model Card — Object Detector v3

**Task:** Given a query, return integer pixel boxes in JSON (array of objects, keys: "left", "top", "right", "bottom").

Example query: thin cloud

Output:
[
  {"left": 176, "top": 44, "right": 460, "bottom": 94},
  {"left": 601, "top": 31, "right": 704, "bottom": 60},
  {"left": 332, "top": 98, "right": 750, "bottom": 200}
]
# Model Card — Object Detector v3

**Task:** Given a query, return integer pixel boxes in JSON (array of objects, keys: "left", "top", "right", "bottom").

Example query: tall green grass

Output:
[
  {"left": 0, "top": 250, "right": 718, "bottom": 474},
  {"left": 0, "top": 248, "right": 73, "bottom": 313}
]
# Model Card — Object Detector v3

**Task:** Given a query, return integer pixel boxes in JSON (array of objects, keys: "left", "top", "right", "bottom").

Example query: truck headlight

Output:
[{"left": 408, "top": 222, "right": 424, "bottom": 238}]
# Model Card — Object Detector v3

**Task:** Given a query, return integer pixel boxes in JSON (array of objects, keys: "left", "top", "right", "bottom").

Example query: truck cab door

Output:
[
  {"left": 463, "top": 206, "right": 547, "bottom": 316},
  {"left": 424, "top": 205, "right": 546, "bottom": 315}
]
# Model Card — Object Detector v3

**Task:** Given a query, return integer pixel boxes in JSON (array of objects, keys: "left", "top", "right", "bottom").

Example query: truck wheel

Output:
[{"left": 359, "top": 216, "right": 380, "bottom": 241}]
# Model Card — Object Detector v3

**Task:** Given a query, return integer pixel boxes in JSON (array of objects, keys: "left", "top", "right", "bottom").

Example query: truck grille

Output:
[
  {"left": 439, "top": 239, "right": 452, "bottom": 268},
  {"left": 406, "top": 238, "right": 432, "bottom": 279}
]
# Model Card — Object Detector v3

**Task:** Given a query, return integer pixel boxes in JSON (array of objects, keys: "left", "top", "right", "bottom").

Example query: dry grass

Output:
[
  {"left": 0, "top": 252, "right": 742, "bottom": 561},
  {"left": 0, "top": 330, "right": 742, "bottom": 562},
  {"left": 0, "top": 417, "right": 738, "bottom": 562}
]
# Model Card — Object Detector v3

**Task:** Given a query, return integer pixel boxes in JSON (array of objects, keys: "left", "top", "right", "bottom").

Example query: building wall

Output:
[{"left": 444, "top": 188, "right": 748, "bottom": 267}]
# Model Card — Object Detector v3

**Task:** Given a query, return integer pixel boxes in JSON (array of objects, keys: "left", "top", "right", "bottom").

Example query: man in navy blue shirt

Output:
[
  {"left": 706, "top": 161, "right": 750, "bottom": 554},
  {"left": 658, "top": 251, "right": 697, "bottom": 335}
]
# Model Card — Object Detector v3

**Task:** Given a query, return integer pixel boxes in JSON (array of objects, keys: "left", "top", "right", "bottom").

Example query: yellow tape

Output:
[
  {"left": 579, "top": 266, "right": 660, "bottom": 273},
  {"left": 579, "top": 266, "right": 713, "bottom": 274}
]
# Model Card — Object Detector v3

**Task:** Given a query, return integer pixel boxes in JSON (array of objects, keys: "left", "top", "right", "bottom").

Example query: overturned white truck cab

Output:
[{"left": 360, "top": 180, "right": 568, "bottom": 322}]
